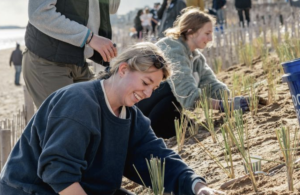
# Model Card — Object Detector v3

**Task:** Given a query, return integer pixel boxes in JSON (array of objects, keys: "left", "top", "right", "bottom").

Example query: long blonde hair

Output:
[
  {"left": 98, "top": 42, "right": 172, "bottom": 80},
  {"left": 165, "top": 7, "right": 215, "bottom": 40}
]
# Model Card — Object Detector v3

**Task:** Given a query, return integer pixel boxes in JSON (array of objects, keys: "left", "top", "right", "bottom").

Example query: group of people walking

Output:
[
  {"left": 2, "top": 0, "right": 255, "bottom": 195},
  {"left": 133, "top": 0, "right": 252, "bottom": 40}
]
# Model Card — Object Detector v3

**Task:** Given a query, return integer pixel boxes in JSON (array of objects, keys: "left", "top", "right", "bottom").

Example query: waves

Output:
[{"left": 0, "top": 29, "right": 26, "bottom": 50}]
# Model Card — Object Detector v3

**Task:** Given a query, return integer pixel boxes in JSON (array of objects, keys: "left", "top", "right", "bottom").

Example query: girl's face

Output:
[
  {"left": 188, "top": 22, "right": 213, "bottom": 51},
  {"left": 118, "top": 64, "right": 163, "bottom": 107}
]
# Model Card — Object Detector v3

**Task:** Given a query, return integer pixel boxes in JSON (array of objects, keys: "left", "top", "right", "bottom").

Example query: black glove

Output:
[{"left": 219, "top": 96, "right": 250, "bottom": 113}]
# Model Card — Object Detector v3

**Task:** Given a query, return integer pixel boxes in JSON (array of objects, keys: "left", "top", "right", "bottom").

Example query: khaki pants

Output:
[{"left": 23, "top": 49, "right": 94, "bottom": 108}]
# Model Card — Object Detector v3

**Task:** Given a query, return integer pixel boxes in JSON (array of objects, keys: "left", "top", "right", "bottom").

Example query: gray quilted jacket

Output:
[{"left": 156, "top": 37, "right": 230, "bottom": 110}]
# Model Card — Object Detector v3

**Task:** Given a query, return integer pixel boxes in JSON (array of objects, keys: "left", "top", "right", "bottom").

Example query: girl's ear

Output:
[
  {"left": 186, "top": 29, "right": 194, "bottom": 38},
  {"left": 118, "top": 62, "right": 128, "bottom": 77}
]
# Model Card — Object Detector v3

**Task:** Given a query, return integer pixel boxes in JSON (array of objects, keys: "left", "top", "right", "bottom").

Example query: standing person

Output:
[
  {"left": 137, "top": 8, "right": 251, "bottom": 138},
  {"left": 213, "top": 0, "right": 226, "bottom": 32},
  {"left": 134, "top": 9, "right": 144, "bottom": 39},
  {"left": 186, "top": 0, "right": 205, "bottom": 11},
  {"left": 150, "top": 3, "right": 161, "bottom": 37},
  {"left": 157, "top": 0, "right": 186, "bottom": 38},
  {"left": 140, "top": 8, "right": 153, "bottom": 37},
  {"left": 23, "top": 0, "right": 120, "bottom": 108},
  {"left": 9, "top": 43, "right": 23, "bottom": 86},
  {"left": 0, "top": 42, "right": 225, "bottom": 195},
  {"left": 235, "top": 0, "right": 252, "bottom": 27}
]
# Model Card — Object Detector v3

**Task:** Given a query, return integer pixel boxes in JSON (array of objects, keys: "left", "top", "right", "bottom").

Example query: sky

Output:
[{"left": 0, "top": 0, "right": 160, "bottom": 27}]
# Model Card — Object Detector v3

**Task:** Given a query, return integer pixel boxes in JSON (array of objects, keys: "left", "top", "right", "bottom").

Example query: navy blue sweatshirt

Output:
[{"left": 0, "top": 80, "right": 204, "bottom": 195}]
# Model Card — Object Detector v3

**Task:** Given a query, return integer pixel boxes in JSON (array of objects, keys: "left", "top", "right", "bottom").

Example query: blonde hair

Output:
[
  {"left": 165, "top": 7, "right": 215, "bottom": 40},
  {"left": 98, "top": 42, "right": 172, "bottom": 80}
]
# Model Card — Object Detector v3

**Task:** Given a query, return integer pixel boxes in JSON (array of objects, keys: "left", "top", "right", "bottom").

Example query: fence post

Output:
[
  {"left": 23, "top": 86, "right": 34, "bottom": 125},
  {"left": 0, "top": 129, "right": 11, "bottom": 170}
]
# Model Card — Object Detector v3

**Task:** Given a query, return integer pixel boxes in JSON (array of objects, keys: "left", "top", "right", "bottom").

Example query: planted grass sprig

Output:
[
  {"left": 220, "top": 125, "right": 235, "bottom": 179},
  {"left": 249, "top": 84, "right": 259, "bottom": 117},
  {"left": 243, "top": 77, "right": 259, "bottom": 117},
  {"left": 146, "top": 157, "right": 165, "bottom": 195},
  {"left": 220, "top": 90, "right": 234, "bottom": 130},
  {"left": 174, "top": 113, "right": 188, "bottom": 153},
  {"left": 275, "top": 126, "right": 299, "bottom": 192},
  {"left": 197, "top": 87, "right": 217, "bottom": 143},
  {"left": 223, "top": 110, "right": 258, "bottom": 192},
  {"left": 213, "top": 57, "right": 222, "bottom": 74},
  {"left": 239, "top": 43, "right": 254, "bottom": 68},
  {"left": 133, "top": 156, "right": 166, "bottom": 195},
  {"left": 232, "top": 72, "right": 242, "bottom": 96},
  {"left": 267, "top": 60, "right": 278, "bottom": 104}
]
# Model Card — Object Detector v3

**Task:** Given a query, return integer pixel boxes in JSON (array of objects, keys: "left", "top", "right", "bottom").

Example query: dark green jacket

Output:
[{"left": 25, "top": 0, "right": 111, "bottom": 67}]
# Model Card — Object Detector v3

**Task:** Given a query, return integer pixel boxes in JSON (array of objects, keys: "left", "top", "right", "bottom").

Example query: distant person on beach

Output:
[
  {"left": 9, "top": 43, "right": 23, "bottom": 86},
  {"left": 157, "top": 0, "right": 186, "bottom": 38},
  {"left": 23, "top": 0, "right": 120, "bottom": 108},
  {"left": 140, "top": 8, "right": 153, "bottom": 37},
  {"left": 0, "top": 42, "right": 225, "bottom": 195},
  {"left": 134, "top": 9, "right": 144, "bottom": 39},
  {"left": 150, "top": 2, "right": 161, "bottom": 37},
  {"left": 137, "top": 8, "right": 251, "bottom": 138},
  {"left": 213, "top": 0, "right": 226, "bottom": 32},
  {"left": 235, "top": 0, "right": 252, "bottom": 27},
  {"left": 186, "top": 0, "right": 205, "bottom": 11}
]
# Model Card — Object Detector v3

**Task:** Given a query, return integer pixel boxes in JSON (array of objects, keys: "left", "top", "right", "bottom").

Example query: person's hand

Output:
[
  {"left": 88, "top": 35, "right": 117, "bottom": 62},
  {"left": 194, "top": 182, "right": 226, "bottom": 195},
  {"left": 219, "top": 96, "right": 250, "bottom": 113}
]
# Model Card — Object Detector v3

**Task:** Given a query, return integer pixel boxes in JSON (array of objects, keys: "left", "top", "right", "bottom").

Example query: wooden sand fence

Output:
[
  {"left": 202, "top": 1, "right": 299, "bottom": 70},
  {"left": 106, "top": 1, "right": 299, "bottom": 72},
  {"left": 0, "top": 87, "right": 34, "bottom": 171}
]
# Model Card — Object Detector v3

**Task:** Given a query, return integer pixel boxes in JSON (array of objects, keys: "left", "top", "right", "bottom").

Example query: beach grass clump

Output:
[
  {"left": 239, "top": 43, "right": 254, "bottom": 68},
  {"left": 174, "top": 113, "right": 188, "bottom": 153},
  {"left": 213, "top": 56, "right": 223, "bottom": 74},
  {"left": 275, "top": 126, "right": 299, "bottom": 192},
  {"left": 197, "top": 87, "right": 217, "bottom": 143},
  {"left": 253, "top": 37, "right": 266, "bottom": 59},
  {"left": 133, "top": 156, "right": 166, "bottom": 195},
  {"left": 223, "top": 109, "right": 258, "bottom": 192},
  {"left": 232, "top": 72, "right": 242, "bottom": 96},
  {"left": 220, "top": 125, "right": 235, "bottom": 179}
]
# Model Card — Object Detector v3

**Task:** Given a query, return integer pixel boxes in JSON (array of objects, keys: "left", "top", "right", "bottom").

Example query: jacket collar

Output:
[{"left": 177, "top": 36, "right": 201, "bottom": 58}]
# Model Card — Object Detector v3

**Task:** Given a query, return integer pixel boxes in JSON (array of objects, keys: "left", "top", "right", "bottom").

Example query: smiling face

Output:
[
  {"left": 117, "top": 64, "right": 163, "bottom": 107},
  {"left": 187, "top": 22, "right": 213, "bottom": 51}
]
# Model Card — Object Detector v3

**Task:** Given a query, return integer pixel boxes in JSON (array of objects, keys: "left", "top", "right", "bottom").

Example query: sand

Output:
[
  {"left": 123, "top": 55, "right": 300, "bottom": 194},
  {"left": 0, "top": 47, "right": 25, "bottom": 121}
]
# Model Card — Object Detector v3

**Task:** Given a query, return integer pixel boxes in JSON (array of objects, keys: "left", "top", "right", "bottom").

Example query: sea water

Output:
[{"left": 0, "top": 28, "right": 26, "bottom": 50}]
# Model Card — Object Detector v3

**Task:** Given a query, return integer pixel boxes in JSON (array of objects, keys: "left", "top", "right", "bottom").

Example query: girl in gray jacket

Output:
[{"left": 137, "top": 8, "right": 250, "bottom": 138}]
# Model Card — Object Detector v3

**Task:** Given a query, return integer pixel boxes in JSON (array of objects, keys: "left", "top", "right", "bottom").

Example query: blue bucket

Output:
[{"left": 282, "top": 59, "right": 300, "bottom": 125}]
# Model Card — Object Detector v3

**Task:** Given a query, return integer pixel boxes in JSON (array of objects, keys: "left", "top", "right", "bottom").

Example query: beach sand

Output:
[{"left": 0, "top": 47, "right": 25, "bottom": 121}]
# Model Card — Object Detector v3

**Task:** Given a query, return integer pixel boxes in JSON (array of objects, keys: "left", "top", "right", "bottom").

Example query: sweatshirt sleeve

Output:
[
  {"left": 28, "top": 0, "right": 90, "bottom": 47},
  {"left": 157, "top": 39, "right": 202, "bottom": 110},
  {"left": 197, "top": 54, "right": 230, "bottom": 99},
  {"left": 123, "top": 109, "right": 205, "bottom": 195},
  {"left": 37, "top": 117, "right": 91, "bottom": 193}
]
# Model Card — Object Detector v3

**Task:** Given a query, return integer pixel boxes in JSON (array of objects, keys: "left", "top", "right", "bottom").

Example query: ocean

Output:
[{"left": 0, "top": 28, "right": 26, "bottom": 50}]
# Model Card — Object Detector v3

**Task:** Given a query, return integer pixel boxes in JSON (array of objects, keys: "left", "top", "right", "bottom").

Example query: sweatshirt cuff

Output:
[
  {"left": 49, "top": 181, "right": 76, "bottom": 193},
  {"left": 192, "top": 179, "right": 206, "bottom": 194},
  {"left": 179, "top": 171, "right": 206, "bottom": 195},
  {"left": 81, "top": 29, "right": 91, "bottom": 48}
]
